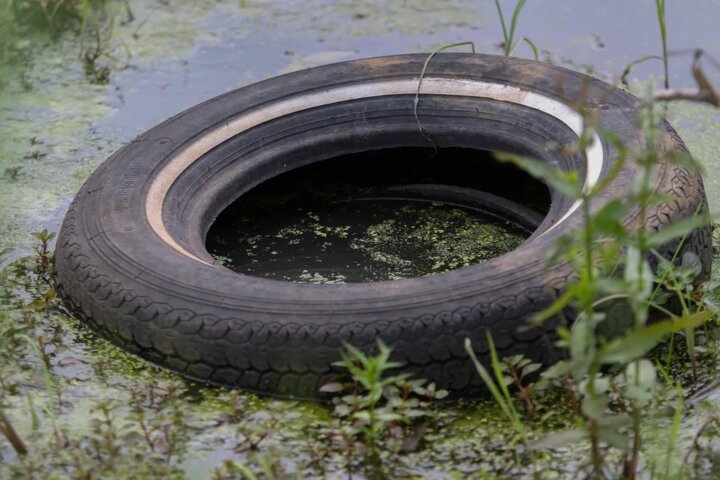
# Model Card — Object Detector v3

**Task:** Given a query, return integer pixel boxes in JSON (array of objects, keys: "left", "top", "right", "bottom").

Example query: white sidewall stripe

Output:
[{"left": 145, "top": 78, "right": 604, "bottom": 264}]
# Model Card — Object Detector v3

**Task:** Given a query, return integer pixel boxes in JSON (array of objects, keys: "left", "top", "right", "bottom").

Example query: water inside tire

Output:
[{"left": 205, "top": 148, "right": 548, "bottom": 283}]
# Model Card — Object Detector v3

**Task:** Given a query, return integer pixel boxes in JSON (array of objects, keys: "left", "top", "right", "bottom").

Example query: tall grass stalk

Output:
[
  {"left": 654, "top": 0, "right": 669, "bottom": 88},
  {"left": 414, "top": 41, "right": 476, "bottom": 144},
  {"left": 493, "top": 0, "right": 527, "bottom": 57},
  {"left": 465, "top": 336, "right": 525, "bottom": 434},
  {"left": 0, "top": 409, "right": 27, "bottom": 455},
  {"left": 663, "top": 384, "right": 683, "bottom": 479}
]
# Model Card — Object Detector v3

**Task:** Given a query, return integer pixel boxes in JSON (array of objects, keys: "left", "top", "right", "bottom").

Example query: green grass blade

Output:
[
  {"left": 414, "top": 41, "right": 476, "bottom": 143},
  {"left": 664, "top": 384, "right": 683, "bottom": 479},
  {"left": 493, "top": 0, "right": 510, "bottom": 54},
  {"left": 523, "top": 37, "right": 539, "bottom": 60},
  {"left": 508, "top": 0, "right": 528, "bottom": 53},
  {"left": 486, "top": 331, "right": 517, "bottom": 412},
  {"left": 81, "top": 0, "right": 91, "bottom": 35},
  {"left": 465, "top": 338, "right": 523, "bottom": 432},
  {"left": 654, "top": 0, "right": 669, "bottom": 88}
]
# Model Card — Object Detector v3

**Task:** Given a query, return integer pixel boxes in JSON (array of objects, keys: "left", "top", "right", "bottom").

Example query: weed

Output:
[
  {"left": 661, "top": 384, "right": 683, "bottom": 479},
  {"left": 488, "top": 88, "right": 714, "bottom": 477},
  {"left": 492, "top": 0, "right": 536, "bottom": 58},
  {"left": 654, "top": 0, "right": 669, "bottom": 89},
  {"left": 413, "top": 41, "right": 475, "bottom": 146},
  {"left": 322, "top": 340, "right": 448, "bottom": 475},
  {"left": 3, "top": 166, "right": 22, "bottom": 181},
  {"left": 466, "top": 335, "right": 524, "bottom": 433},
  {"left": 501, "top": 353, "right": 541, "bottom": 415},
  {"left": 33, "top": 228, "right": 55, "bottom": 277},
  {"left": 621, "top": 1, "right": 669, "bottom": 90}
]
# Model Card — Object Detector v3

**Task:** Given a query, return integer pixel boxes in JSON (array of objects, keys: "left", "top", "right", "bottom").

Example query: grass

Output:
[
  {"left": 413, "top": 41, "right": 475, "bottom": 146},
  {"left": 465, "top": 335, "right": 524, "bottom": 434},
  {"left": 493, "top": 0, "right": 527, "bottom": 57},
  {"left": 655, "top": 0, "right": 669, "bottom": 89}
]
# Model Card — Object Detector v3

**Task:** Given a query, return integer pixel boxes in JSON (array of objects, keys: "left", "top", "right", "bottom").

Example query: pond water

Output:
[{"left": 2, "top": 0, "right": 720, "bottom": 478}]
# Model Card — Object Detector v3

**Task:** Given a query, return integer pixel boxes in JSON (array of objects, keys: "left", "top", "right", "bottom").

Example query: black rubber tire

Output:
[{"left": 55, "top": 54, "right": 712, "bottom": 399}]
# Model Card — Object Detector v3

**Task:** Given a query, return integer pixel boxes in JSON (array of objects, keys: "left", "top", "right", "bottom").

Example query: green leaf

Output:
[
  {"left": 508, "top": 0, "right": 528, "bottom": 50},
  {"left": 624, "top": 246, "right": 653, "bottom": 301},
  {"left": 353, "top": 411, "right": 371, "bottom": 422},
  {"left": 415, "top": 41, "right": 476, "bottom": 139},
  {"left": 494, "top": 152, "right": 583, "bottom": 198},
  {"left": 597, "top": 424, "right": 632, "bottom": 451},
  {"left": 376, "top": 412, "right": 403, "bottom": 422},
  {"left": 319, "top": 382, "right": 344, "bottom": 393},
  {"left": 599, "top": 310, "right": 712, "bottom": 364},
  {"left": 464, "top": 338, "right": 523, "bottom": 432},
  {"left": 646, "top": 214, "right": 710, "bottom": 248},
  {"left": 665, "top": 149, "right": 705, "bottom": 175},
  {"left": 540, "top": 360, "right": 571, "bottom": 380},
  {"left": 592, "top": 200, "right": 630, "bottom": 237},
  {"left": 599, "top": 322, "right": 670, "bottom": 364},
  {"left": 668, "top": 310, "right": 714, "bottom": 332},
  {"left": 334, "top": 404, "right": 352, "bottom": 417},
  {"left": 531, "top": 285, "right": 576, "bottom": 326},
  {"left": 493, "top": 0, "right": 510, "bottom": 51},
  {"left": 521, "top": 362, "right": 541, "bottom": 378},
  {"left": 582, "top": 393, "right": 609, "bottom": 420},
  {"left": 624, "top": 359, "right": 657, "bottom": 389},
  {"left": 569, "top": 312, "right": 602, "bottom": 377},
  {"left": 522, "top": 37, "right": 539, "bottom": 60}
]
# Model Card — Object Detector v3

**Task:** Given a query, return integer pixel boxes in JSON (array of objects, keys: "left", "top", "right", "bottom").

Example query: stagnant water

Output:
[
  {"left": 209, "top": 198, "right": 528, "bottom": 282},
  {"left": 207, "top": 148, "right": 544, "bottom": 283},
  {"left": 3, "top": 0, "right": 720, "bottom": 477}
]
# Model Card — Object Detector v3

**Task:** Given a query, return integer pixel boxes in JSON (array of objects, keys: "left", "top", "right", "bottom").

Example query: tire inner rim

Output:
[{"left": 146, "top": 77, "right": 605, "bottom": 265}]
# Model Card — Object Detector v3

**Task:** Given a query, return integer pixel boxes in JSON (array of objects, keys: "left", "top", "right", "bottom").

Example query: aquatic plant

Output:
[
  {"left": 655, "top": 0, "right": 669, "bottom": 89},
  {"left": 492, "top": 0, "right": 536, "bottom": 58},
  {"left": 323, "top": 340, "right": 448, "bottom": 475},
  {"left": 3, "top": 0, "right": 131, "bottom": 83},
  {"left": 471, "top": 91, "right": 716, "bottom": 477},
  {"left": 466, "top": 334, "right": 525, "bottom": 433}
]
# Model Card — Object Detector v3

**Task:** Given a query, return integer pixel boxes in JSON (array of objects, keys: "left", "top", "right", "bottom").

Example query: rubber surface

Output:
[{"left": 55, "top": 54, "right": 712, "bottom": 398}]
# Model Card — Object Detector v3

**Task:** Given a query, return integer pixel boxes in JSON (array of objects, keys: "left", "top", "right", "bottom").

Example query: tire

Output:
[{"left": 55, "top": 53, "right": 712, "bottom": 399}]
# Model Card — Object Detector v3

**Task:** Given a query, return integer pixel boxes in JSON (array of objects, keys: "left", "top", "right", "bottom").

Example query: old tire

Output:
[{"left": 55, "top": 53, "right": 712, "bottom": 398}]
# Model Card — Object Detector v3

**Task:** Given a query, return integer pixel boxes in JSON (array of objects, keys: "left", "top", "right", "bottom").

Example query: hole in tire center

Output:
[{"left": 205, "top": 147, "right": 551, "bottom": 283}]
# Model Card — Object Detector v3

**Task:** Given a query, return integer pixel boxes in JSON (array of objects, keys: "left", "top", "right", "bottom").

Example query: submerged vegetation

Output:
[{"left": 3, "top": 0, "right": 720, "bottom": 478}]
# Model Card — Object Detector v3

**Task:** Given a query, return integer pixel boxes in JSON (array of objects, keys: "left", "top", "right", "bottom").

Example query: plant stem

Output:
[
  {"left": 509, "top": 366, "right": 535, "bottom": 415},
  {"left": 0, "top": 409, "right": 28, "bottom": 456},
  {"left": 589, "top": 418, "right": 601, "bottom": 477},
  {"left": 654, "top": 0, "right": 669, "bottom": 89}
]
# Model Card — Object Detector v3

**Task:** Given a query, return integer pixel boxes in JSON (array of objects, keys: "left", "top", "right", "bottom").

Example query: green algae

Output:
[
  {"left": 0, "top": 0, "right": 242, "bottom": 260},
  {"left": 350, "top": 203, "right": 525, "bottom": 278},
  {"left": 209, "top": 199, "right": 527, "bottom": 284}
]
